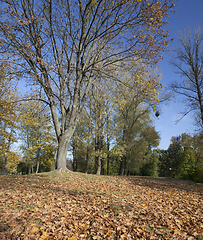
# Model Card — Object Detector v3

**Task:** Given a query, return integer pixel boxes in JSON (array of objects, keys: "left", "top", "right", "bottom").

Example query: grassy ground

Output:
[{"left": 0, "top": 171, "right": 203, "bottom": 239}]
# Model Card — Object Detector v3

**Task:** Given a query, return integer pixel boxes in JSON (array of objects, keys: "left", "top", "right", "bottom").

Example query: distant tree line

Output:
[
  {"left": 158, "top": 133, "right": 203, "bottom": 183},
  {"left": 68, "top": 131, "right": 203, "bottom": 183}
]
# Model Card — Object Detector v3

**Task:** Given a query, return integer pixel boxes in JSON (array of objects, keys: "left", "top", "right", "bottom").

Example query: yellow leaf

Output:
[
  {"left": 40, "top": 231, "right": 47, "bottom": 239},
  {"left": 31, "top": 227, "right": 38, "bottom": 233},
  {"left": 68, "top": 237, "right": 77, "bottom": 240}
]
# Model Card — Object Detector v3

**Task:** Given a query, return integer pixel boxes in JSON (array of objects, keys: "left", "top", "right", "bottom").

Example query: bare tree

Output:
[
  {"left": 0, "top": 0, "right": 174, "bottom": 171},
  {"left": 171, "top": 26, "right": 203, "bottom": 129}
]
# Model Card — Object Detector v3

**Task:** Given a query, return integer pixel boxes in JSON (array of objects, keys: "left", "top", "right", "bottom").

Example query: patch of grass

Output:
[
  {"left": 146, "top": 225, "right": 153, "bottom": 232},
  {"left": 35, "top": 218, "right": 42, "bottom": 224},
  {"left": 26, "top": 205, "right": 34, "bottom": 210},
  {"left": 111, "top": 203, "right": 125, "bottom": 215},
  {"left": 155, "top": 226, "right": 172, "bottom": 236},
  {"left": 0, "top": 208, "right": 5, "bottom": 213},
  {"left": 72, "top": 201, "right": 80, "bottom": 205}
]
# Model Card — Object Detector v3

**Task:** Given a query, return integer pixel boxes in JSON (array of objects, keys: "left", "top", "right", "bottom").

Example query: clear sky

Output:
[{"left": 154, "top": 0, "right": 203, "bottom": 150}]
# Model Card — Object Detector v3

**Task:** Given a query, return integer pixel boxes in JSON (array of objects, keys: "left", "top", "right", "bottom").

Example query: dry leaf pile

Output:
[{"left": 0, "top": 172, "right": 203, "bottom": 239}]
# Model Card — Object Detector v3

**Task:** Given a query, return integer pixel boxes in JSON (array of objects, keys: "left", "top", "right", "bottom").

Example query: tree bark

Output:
[
  {"left": 1, "top": 153, "right": 7, "bottom": 175},
  {"left": 119, "top": 129, "right": 126, "bottom": 175},
  {"left": 96, "top": 156, "right": 101, "bottom": 175},
  {"left": 85, "top": 146, "right": 89, "bottom": 174},
  {"left": 28, "top": 165, "right": 31, "bottom": 174},
  {"left": 36, "top": 161, "right": 40, "bottom": 174},
  {"left": 72, "top": 135, "right": 78, "bottom": 172},
  {"left": 56, "top": 138, "right": 69, "bottom": 172},
  {"left": 95, "top": 135, "right": 103, "bottom": 175},
  {"left": 36, "top": 148, "right": 40, "bottom": 174},
  {"left": 119, "top": 159, "right": 123, "bottom": 175},
  {"left": 56, "top": 126, "right": 76, "bottom": 172},
  {"left": 107, "top": 137, "right": 110, "bottom": 175},
  {"left": 197, "top": 84, "right": 203, "bottom": 126},
  {"left": 119, "top": 156, "right": 126, "bottom": 176}
]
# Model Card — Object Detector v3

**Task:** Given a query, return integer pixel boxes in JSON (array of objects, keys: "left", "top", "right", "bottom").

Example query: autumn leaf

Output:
[{"left": 0, "top": 173, "right": 202, "bottom": 239}]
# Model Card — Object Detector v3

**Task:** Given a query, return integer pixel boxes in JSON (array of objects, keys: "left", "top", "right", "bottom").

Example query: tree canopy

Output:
[{"left": 0, "top": 0, "right": 175, "bottom": 171}]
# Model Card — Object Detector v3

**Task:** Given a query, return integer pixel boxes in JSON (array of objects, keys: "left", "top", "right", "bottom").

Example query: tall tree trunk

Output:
[
  {"left": 1, "top": 156, "right": 3, "bottom": 175},
  {"left": 196, "top": 78, "right": 203, "bottom": 126},
  {"left": 101, "top": 157, "right": 105, "bottom": 175},
  {"left": 119, "top": 130, "right": 126, "bottom": 175},
  {"left": 56, "top": 127, "right": 75, "bottom": 172},
  {"left": 96, "top": 135, "right": 103, "bottom": 175},
  {"left": 50, "top": 92, "right": 81, "bottom": 172},
  {"left": 119, "top": 156, "right": 126, "bottom": 175},
  {"left": 106, "top": 114, "right": 110, "bottom": 175},
  {"left": 73, "top": 156, "right": 78, "bottom": 172},
  {"left": 86, "top": 101, "right": 92, "bottom": 174},
  {"left": 36, "top": 161, "right": 40, "bottom": 174},
  {"left": 36, "top": 148, "right": 40, "bottom": 173},
  {"left": 85, "top": 146, "right": 89, "bottom": 174},
  {"left": 119, "top": 159, "right": 123, "bottom": 175},
  {"left": 125, "top": 159, "right": 129, "bottom": 176},
  {"left": 1, "top": 153, "right": 7, "bottom": 175},
  {"left": 198, "top": 91, "right": 203, "bottom": 126},
  {"left": 56, "top": 138, "right": 69, "bottom": 172},
  {"left": 72, "top": 134, "right": 78, "bottom": 172},
  {"left": 107, "top": 137, "right": 110, "bottom": 175},
  {"left": 96, "top": 156, "right": 101, "bottom": 175},
  {"left": 73, "top": 149, "right": 78, "bottom": 172},
  {"left": 107, "top": 154, "right": 110, "bottom": 175},
  {"left": 28, "top": 165, "right": 31, "bottom": 174}
]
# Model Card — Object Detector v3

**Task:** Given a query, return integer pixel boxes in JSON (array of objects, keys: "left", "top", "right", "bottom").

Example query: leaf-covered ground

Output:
[{"left": 0, "top": 172, "right": 203, "bottom": 239}]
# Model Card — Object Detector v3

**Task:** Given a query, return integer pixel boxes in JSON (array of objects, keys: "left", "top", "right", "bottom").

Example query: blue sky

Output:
[{"left": 154, "top": 0, "right": 203, "bottom": 149}]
